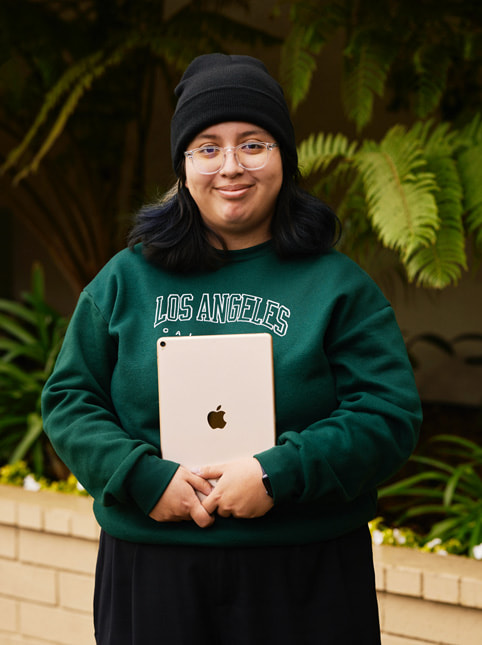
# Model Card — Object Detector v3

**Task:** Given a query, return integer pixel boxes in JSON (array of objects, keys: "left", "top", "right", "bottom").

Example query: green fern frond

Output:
[
  {"left": 280, "top": 0, "right": 344, "bottom": 111},
  {"left": 457, "top": 112, "right": 482, "bottom": 145},
  {"left": 413, "top": 44, "right": 451, "bottom": 118},
  {"left": 404, "top": 122, "right": 466, "bottom": 287},
  {"left": 4, "top": 5, "right": 283, "bottom": 181},
  {"left": 454, "top": 114, "right": 482, "bottom": 249},
  {"left": 410, "top": 120, "right": 458, "bottom": 156},
  {"left": 336, "top": 175, "right": 375, "bottom": 247},
  {"left": 411, "top": 120, "right": 464, "bottom": 223},
  {"left": 9, "top": 35, "right": 143, "bottom": 183},
  {"left": 457, "top": 144, "right": 482, "bottom": 251},
  {"left": 287, "top": 0, "right": 346, "bottom": 29},
  {"left": 405, "top": 224, "right": 466, "bottom": 288},
  {"left": 163, "top": 9, "right": 280, "bottom": 66},
  {"left": 146, "top": 34, "right": 201, "bottom": 72},
  {"left": 280, "top": 25, "right": 320, "bottom": 112},
  {"left": 335, "top": 177, "right": 400, "bottom": 284},
  {"left": 342, "top": 36, "right": 391, "bottom": 132},
  {"left": 298, "top": 119, "right": 477, "bottom": 286},
  {"left": 0, "top": 49, "right": 104, "bottom": 175},
  {"left": 297, "top": 131, "right": 358, "bottom": 177},
  {"left": 335, "top": 174, "right": 367, "bottom": 224},
  {"left": 355, "top": 125, "right": 440, "bottom": 258}
]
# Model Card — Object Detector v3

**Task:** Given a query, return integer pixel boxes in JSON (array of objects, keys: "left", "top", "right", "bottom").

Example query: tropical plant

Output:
[
  {"left": 0, "top": 0, "right": 279, "bottom": 294},
  {"left": 0, "top": 263, "right": 69, "bottom": 477},
  {"left": 3, "top": 0, "right": 482, "bottom": 293},
  {"left": 278, "top": 0, "right": 482, "bottom": 288},
  {"left": 296, "top": 117, "right": 482, "bottom": 288},
  {"left": 279, "top": 0, "right": 482, "bottom": 128},
  {"left": 378, "top": 434, "right": 482, "bottom": 559}
]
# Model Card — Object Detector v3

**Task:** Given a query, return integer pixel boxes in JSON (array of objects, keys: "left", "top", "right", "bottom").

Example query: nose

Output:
[{"left": 220, "top": 148, "right": 244, "bottom": 175}]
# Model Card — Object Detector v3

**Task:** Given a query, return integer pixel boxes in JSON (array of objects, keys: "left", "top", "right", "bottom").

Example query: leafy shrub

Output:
[
  {"left": 0, "top": 264, "right": 69, "bottom": 477},
  {"left": 378, "top": 434, "right": 482, "bottom": 558},
  {"left": 297, "top": 118, "right": 482, "bottom": 289}
]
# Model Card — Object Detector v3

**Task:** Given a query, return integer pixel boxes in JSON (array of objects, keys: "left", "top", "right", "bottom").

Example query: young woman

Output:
[{"left": 42, "top": 53, "right": 422, "bottom": 644}]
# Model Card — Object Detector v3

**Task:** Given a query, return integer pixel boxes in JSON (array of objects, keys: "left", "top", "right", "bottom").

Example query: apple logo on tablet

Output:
[{"left": 207, "top": 405, "right": 227, "bottom": 429}]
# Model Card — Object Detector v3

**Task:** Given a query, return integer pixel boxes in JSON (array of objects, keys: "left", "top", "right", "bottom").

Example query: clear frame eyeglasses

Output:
[{"left": 184, "top": 141, "right": 279, "bottom": 175}]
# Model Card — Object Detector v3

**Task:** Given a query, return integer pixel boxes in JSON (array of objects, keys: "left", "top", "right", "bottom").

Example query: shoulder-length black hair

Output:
[{"left": 128, "top": 150, "right": 341, "bottom": 273}]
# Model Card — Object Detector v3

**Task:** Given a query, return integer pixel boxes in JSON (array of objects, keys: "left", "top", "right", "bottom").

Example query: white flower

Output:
[
  {"left": 425, "top": 538, "right": 442, "bottom": 550},
  {"left": 472, "top": 544, "right": 482, "bottom": 560},
  {"left": 23, "top": 475, "right": 41, "bottom": 492},
  {"left": 393, "top": 528, "right": 407, "bottom": 545},
  {"left": 372, "top": 530, "right": 384, "bottom": 546},
  {"left": 76, "top": 480, "right": 85, "bottom": 492}
]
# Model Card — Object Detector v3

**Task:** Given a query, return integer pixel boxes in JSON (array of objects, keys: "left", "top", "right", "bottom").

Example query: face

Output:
[{"left": 184, "top": 121, "right": 283, "bottom": 250}]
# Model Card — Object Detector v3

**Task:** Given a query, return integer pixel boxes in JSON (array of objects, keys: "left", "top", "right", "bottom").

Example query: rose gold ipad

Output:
[{"left": 157, "top": 333, "right": 276, "bottom": 468}]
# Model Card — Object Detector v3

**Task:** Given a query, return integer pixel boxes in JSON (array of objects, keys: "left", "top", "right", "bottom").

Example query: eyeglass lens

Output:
[{"left": 192, "top": 143, "right": 270, "bottom": 173}]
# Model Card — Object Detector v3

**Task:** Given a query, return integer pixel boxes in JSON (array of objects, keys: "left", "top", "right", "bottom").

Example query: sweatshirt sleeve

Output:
[
  {"left": 256, "top": 279, "right": 422, "bottom": 507},
  {"left": 41, "top": 290, "right": 179, "bottom": 514}
]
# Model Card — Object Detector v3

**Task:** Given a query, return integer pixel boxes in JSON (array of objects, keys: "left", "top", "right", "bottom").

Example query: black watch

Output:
[{"left": 260, "top": 466, "right": 273, "bottom": 498}]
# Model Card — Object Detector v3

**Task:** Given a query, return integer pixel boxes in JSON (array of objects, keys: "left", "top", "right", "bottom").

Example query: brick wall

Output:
[
  {"left": 375, "top": 543, "right": 482, "bottom": 645},
  {"left": 1, "top": 484, "right": 481, "bottom": 645},
  {"left": 0, "top": 485, "right": 98, "bottom": 645}
]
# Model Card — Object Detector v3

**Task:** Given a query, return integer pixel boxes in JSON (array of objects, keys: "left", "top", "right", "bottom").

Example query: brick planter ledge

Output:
[{"left": 1, "top": 484, "right": 482, "bottom": 645}]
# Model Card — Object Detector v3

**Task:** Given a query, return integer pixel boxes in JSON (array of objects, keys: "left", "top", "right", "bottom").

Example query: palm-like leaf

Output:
[
  {"left": 432, "top": 434, "right": 482, "bottom": 456},
  {"left": 0, "top": 49, "right": 105, "bottom": 176},
  {"left": 0, "top": 264, "right": 68, "bottom": 473},
  {"left": 8, "top": 413, "right": 44, "bottom": 465},
  {"left": 2, "top": 31, "right": 165, "bottom": 182},
  {"left": 379, "top": 434, "right": 482, "bottom": 556},
  {"left": 1, "top": 3, "right": 282, "bottom": 183},
  {"left": 0, "top": 0, "right": 282, "bottom": 292}
]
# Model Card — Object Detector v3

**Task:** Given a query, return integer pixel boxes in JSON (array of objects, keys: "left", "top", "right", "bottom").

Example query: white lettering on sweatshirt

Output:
[{"left": 154, "top": 293, "right": 290, "bottom": 337}]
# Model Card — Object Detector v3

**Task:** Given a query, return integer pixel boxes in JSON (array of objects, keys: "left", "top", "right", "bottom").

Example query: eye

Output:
[
  {"left": 240, "top": 142, "right": 265, "bottom": 154},
  {"left": 197, "top": 146, "right": 221, "bottom": 158}
]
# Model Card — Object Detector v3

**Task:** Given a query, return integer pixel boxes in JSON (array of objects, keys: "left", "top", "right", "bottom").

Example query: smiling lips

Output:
[{"left": 215, "top": 184, "right": 253, "bottom": 198}]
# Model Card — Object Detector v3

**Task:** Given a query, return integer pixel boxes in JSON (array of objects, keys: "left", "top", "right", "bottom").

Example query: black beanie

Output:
[{"left": 170, "top": 53, "right": 297, "bottom": 174}]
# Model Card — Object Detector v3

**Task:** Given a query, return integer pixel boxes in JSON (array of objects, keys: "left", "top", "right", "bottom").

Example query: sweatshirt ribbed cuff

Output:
[{"left": 127, "top": 453, "right": 179, "bottom": 515}]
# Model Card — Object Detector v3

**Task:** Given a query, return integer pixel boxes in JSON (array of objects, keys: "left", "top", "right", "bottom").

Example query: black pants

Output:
[{"left": 94, "top": 525, "right": 381, "bottom": 645}]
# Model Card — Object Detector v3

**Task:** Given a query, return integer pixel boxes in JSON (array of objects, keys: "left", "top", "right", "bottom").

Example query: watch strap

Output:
[{"left": 260, "top": 465, "right": 273, "bottom": 498}]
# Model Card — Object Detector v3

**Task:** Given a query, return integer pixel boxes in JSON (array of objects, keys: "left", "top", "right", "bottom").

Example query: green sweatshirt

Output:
[{"left": 41, "top": 241, "right": 421, "bottom": 546}]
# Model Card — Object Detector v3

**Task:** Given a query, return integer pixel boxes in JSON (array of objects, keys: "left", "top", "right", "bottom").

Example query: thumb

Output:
[{"left": 194, "top": 464, "right": 225, "bottom": 480}]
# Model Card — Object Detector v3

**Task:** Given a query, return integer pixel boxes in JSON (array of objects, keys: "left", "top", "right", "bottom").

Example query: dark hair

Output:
[{"left": 128, "top": 151, "right": 340, "bottom": 273}]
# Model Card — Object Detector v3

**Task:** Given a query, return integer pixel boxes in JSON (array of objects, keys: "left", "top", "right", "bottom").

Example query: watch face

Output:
[{"left": 262, "top": 473, "right": 273, "bottom": 497}]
